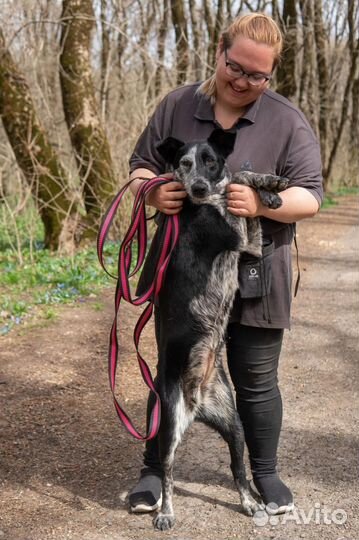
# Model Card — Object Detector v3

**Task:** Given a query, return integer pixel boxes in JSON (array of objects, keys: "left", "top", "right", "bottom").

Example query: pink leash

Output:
[{"left": 97, "top": 178, "right": 180, "bottom": 440}]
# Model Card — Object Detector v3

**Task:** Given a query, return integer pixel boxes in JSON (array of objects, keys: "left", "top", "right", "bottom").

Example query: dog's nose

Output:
[{"left": 191, "top": 181, "right": 208, "bottom": 198}]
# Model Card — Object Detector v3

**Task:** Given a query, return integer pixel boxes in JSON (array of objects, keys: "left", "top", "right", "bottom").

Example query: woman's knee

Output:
[{"left": 226, "top": 324, "right": 284, "bottom": 400}]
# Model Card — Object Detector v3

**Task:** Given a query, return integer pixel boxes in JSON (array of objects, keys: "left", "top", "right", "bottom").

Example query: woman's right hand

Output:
[{"left": 146, "top": 181, "right": 187, "bottom": 215}]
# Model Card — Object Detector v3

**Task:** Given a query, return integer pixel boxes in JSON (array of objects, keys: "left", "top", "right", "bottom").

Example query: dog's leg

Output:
[
  {"left": 153, "top": 386, "right": 194, "bottom": 531},
  {"left": 197, "top": 367, "right": 261, "bottom": 516},
  {"left": 232, "top": 171, "right": 289, "bottom": 210}
]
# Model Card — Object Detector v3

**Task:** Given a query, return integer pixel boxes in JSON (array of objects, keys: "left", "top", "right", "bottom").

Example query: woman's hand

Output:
[
  {"left": 226, "top": 184, "right": 263, "bottom": 217},
  {"left": 146, "top": 176, "right": 187, "bottom": 215}
]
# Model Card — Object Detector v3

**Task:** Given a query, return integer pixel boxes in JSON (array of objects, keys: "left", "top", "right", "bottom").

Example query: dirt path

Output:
[{"left": 1, "top": 196, "right": 358, "bottom": 540}]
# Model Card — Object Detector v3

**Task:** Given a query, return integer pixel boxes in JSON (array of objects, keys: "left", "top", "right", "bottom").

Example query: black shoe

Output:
[
  {"left": 253, "top": 474, "right": 294, "bottom": 515},
  {"left": 128, "top": 470, "right": 162, "bottom": 513}
]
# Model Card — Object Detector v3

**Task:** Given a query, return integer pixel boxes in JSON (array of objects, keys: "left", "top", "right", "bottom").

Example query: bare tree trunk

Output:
[
  {"left": 154, "top": 0, "right": 169, "bottom": 96},
  {"left": 324, "top": 4, "right": 359, "bottom": 182},
  {"left": 170, "top": 0, "right": 189, "bottom": 85},
  {"left": 325, "top": 0, "right": 359, "bottom": 183},
  {"left": 276, "top": 0, "right": 297, "bottom": 100},
  {"left": 271, "top": 0, "right": 281, "bottom": 22},
  {"left": 313, "top": 0, "right": 330, "bottom": 175},
  {"left": 137, "top": 0, "right": 156, "bottom": 98},
  {"left": 298, "top": 0, "right": 318, "bottom": 133},
  {"left": 203, "top": 0, "right": 215, "bottom": 78},
  {"left": 0, "top": 27, "right": 77, "bottom": 251},
  {"left": 100, "top": 0, "right": 111, "bottom": 121},
  {"left": 113, "top": 0, "right": 127, "bottom": 100},
  {"left": 350, "top": 76, "right": 359, "bottom": 183},
  {"left": 210, "top": 0, "right": 224, "bottom": 68},
  {"left": 60, "top": 0, "right": 117, "bottom": 236},
  {"left": 188, "top": 0, "right": 202, "bottom": 81}
]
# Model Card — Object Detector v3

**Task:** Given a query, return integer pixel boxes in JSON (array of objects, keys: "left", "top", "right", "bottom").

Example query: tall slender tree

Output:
[
  {"left": 154, "top": 0, "right": 170, "bottom": 96},
  {"left": 325, "top": 0, "right": 359, "bottom": 182},
  {"left": 313, "top": 0, "right": 329, "bottom": 172},
  {"left": 170, "top": 0, "right": 189, "bottom": 84},
  {"left": 60, "top": 0, "right": 117, "bottom": 236},
  {"left": 298, "top": 0, "right": 317, "bottom": 131},
  {"left": 275, "top": 0, "right": 298, "bottom": 100},
  {"left": 188, "top": 0, "right": 202, "bottom": 81},
  {"left": 100, "top": 0, "right": 111, "bottom": 121}
]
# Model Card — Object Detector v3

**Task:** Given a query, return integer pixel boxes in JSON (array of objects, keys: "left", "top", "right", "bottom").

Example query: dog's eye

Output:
[
  {"left": 180, "top": 158, "right": 192, "bottom": 169},
  {"left": 205, "top": 158, "right": 216, "bottom": 167}
]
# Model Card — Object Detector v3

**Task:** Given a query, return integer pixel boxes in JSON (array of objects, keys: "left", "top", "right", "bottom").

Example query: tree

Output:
[
  {"left": 298, "top": 0, "right": 317, "bottom": 131},
  {"left": 60, "top": 0, "right": 117, "bottom": 237},
  {"left": 313, "top": 0, "right": 330, "bottom": 172},
  {"left": 0, "top": 27, "right": 78, "bottom": 251},
  {"left": 170, "top": 0, "right": 189, "bottom": 85},
  {"left": 100, "top": 0, "right": 111, "bottom": 121},
  {"left": 154, "top": 0, "right": 170, "bottom": 96},
  {"left": 275, "top": 0, "right": 298, "bottom": 100},
  {"left": 325, "top": 0, "right": 359, "bottom": 182}
]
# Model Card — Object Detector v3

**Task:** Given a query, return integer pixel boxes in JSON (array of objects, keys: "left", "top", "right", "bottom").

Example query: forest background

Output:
[{"left": 0, "top": 0, "right": 358, "bottom": 332}]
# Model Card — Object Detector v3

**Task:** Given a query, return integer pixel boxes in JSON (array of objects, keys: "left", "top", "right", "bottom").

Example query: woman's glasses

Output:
[{"left": 224, "top": 49, "right": 272, "bottom": 87}]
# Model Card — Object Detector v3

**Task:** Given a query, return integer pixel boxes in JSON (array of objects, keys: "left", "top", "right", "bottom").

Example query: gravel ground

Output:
[{"left": 0, "top": 195, "right": 358, "bottom": 540}]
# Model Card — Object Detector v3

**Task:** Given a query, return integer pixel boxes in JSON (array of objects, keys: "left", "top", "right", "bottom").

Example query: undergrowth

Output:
[
  {"left": 0, "top": 240, "right": 123, "bottom": 336},
  {"left": 322, "top": 186, "right": 359, "bottom": 208}
]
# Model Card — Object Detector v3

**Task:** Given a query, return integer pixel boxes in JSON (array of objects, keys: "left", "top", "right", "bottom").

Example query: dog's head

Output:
[{"left": 157, "top": 129, "right": 236, "bottom": 204}]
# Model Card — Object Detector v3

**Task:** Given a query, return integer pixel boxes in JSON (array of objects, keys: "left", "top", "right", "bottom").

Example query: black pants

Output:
[{"left": 143, "top": 320, "right": 284, "bottom": 480}]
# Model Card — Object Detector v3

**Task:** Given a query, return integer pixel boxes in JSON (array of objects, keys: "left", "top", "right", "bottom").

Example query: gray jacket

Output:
[{"left": 129, "top": 83, "right": 323, "bottom": 329}]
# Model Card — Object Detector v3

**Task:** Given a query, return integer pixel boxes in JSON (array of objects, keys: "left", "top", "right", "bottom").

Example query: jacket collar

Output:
[{"left": 194, "top": 90, "right": 264, "bottom": 126}]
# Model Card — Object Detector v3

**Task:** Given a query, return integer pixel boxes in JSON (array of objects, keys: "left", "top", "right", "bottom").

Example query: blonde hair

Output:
[{"left": 198, "top": 13, "right": 283, "bottom": 102}]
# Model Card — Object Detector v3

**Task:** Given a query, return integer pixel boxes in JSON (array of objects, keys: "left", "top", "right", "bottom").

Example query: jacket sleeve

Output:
[
  {"left": 129, "top": 94, "right": 175, "bottom": 175},
  {"left": 279, "top": 122, "right": 324, "bottom": 206}
]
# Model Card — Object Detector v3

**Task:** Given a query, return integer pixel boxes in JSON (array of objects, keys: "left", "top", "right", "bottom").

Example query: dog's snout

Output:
[{"left": 191, "top": 181, "right": 208, "bottom": 198}]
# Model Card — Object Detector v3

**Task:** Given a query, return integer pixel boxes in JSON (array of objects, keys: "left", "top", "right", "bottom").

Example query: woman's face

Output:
[{"left": 215, "top": 36, "right": 276, "bottom": 110}]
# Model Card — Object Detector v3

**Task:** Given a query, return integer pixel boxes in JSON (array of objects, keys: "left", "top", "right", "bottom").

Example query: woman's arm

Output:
[{"left": 226, "top": 184, "right": 320, "bottom": 222}]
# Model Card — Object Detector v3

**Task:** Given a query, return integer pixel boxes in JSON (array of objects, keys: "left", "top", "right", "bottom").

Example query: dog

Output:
[{"left": 151, "top": 128, "right": 288, "bottom": 530}]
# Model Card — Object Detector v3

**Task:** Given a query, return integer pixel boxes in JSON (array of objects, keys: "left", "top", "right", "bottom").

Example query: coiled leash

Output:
[{"left": 97, "top": 178, "right": 180, "bottom": 440}]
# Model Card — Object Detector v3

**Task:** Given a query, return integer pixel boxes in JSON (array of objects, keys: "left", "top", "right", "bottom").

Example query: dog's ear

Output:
[
  {"left": 156, "top": 137, "right": 185, "bottom": 165},
  {"left": 208, "top": 128, "right": 236, "bottom": 159}
]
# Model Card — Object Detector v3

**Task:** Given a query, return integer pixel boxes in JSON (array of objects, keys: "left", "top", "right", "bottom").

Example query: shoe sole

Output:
[
  {"left": 130, "top": 494, "right": 162, "bottom": 513},
  {"left": 249, "top": 480, "right": 294, "bottom": 515},
  {"left": 266, "top": 502, "right": 295, "bottom": 515}
]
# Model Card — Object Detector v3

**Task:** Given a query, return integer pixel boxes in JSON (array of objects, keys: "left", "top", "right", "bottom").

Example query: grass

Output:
[
  {"left": 322, "top": 186, "right": 358, "bottom": 208},
  {"left": 0, "top": 195, "right": 145, "bottom": 335},
  {"left": 0, "top": 240, "right": 127, "bottom": 336}
]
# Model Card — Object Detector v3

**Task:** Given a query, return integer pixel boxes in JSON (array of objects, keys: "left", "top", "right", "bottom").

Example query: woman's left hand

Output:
[{"left": 226, "top": 184, "right": 263, "bottom": 217}]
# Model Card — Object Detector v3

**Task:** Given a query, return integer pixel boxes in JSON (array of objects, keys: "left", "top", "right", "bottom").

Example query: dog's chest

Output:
[
  {"left": 189, "top": 249, "right": 239, "bottom": 332},
  {"left": 177, "top": 204, "right": 241, "bottom": 329}
]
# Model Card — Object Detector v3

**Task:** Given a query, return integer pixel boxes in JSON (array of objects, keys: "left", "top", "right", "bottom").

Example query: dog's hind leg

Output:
[
  {"left": 197, "top": 369, "right": 261, "bottom": 516},
  {"left": 153, "top": 386, "right": 195, "bottom": 531}
]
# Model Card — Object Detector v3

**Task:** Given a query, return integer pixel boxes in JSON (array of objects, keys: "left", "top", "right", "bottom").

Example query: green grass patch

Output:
[
  {"left": 0, "top": 241, "right": 126, "bottom": 335},
  {"left": 322, "top": 186, "right": 358, "bottom": 209},
  {"left": 322, "top": 194, "right": 338, "bottom": 208},
  {"left": 334, "top": 186, "right": 359, "bottom": 196}
]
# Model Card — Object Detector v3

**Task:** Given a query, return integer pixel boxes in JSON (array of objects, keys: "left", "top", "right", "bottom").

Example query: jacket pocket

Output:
[{"left": 238, "top": 238, "right": 274, "bottom": 298}]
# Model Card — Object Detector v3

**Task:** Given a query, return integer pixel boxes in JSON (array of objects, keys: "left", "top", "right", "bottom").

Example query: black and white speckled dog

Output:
[{"left": 153, "top": 128, "right": 288, "bottom": 531}]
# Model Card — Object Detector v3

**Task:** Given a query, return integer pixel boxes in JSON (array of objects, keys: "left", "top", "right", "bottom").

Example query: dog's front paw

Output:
[
  {"left": 241, "top": 496, "right": 264, "bottom": 516},
  {"left": 258, "top": 189, "right": 283, "bottom": 209},
  {"left": 276, "top": 176, "right": 289, "bottom": 191},
  {"left": 153, "top": 513, "right": 176, "bottom": 530},
  {"left": 261, "top": 174, "right": 289, "bottom": 192}
]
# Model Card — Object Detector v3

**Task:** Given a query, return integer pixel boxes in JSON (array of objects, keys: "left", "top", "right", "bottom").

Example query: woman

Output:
[{"left": 127, "top": 12, "right": 323, "bottom": 515}]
